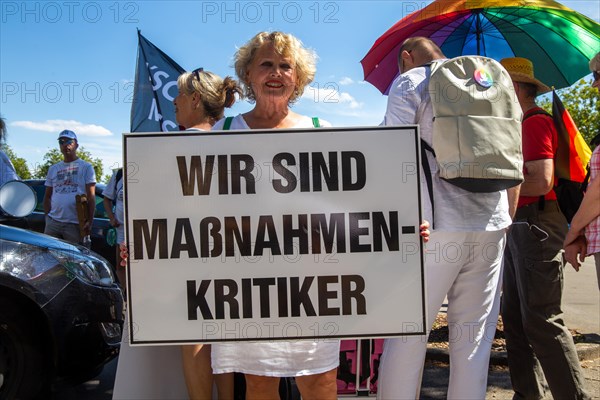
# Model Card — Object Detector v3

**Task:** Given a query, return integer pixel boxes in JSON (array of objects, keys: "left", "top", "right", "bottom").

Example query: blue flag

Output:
[{"left": 130, "top": 30, "right": 185, "bottom": 132}]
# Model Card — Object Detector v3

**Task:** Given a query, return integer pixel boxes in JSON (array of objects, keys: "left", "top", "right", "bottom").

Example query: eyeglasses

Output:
[
  {"left": 58, "top": 138, "right": 74, "bottom": 145},
  {"left": 593, "top": 71, "right": 600, "bottom": 82},
  {"left": 192, "top": 67, "right": 204, "bottom": 82}
]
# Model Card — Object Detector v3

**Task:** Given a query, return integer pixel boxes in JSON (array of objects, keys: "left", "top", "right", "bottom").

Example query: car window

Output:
[
  {"left": 95, "top": 184, "right": 108, "bottom": 219},
  {"left": 95, "top": 194, "right": 109, "bottom": 218}
]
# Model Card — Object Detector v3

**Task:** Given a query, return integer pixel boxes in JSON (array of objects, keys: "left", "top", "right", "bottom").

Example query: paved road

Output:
[
  {"left": 562, "top": 257, "right": 600, "bottom": 338},
  {"left": 420, "top": 358, "right": 600, "bottom": 399},
  {"left": 420, "top": 257, "right": 600, "bottom": 399},
  {"left": 56, "top": 258, "right": 600, "bottom": 399}
]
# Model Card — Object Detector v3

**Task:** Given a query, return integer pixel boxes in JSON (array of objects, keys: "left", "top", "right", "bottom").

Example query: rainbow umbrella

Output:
[{"left": 361, "top": 0, "right": 600, "bottom": 94}]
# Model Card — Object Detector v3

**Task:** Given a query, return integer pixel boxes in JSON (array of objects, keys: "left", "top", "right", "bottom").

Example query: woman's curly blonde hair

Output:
[{"left": 234, "top": 31, "right": 317, "bottom": 104}]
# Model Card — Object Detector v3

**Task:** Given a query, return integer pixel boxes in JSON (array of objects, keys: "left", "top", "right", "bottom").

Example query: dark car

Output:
[
  {"left": 0, "top": 181, "right": 124, "bottom": 399},
  {"left": 23, "top": 179, "right": 118, "bottom": 268}
]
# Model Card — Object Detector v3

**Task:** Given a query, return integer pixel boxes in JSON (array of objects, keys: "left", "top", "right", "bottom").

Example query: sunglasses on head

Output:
[
  {"left": 594, "top": 71, "right": 600, "bottom": 82},
  {"left": 59, "top": 138, "right": 74, "bottom": 145},
  {"left": 192, "top": 67, "right": 204, "bottom": 82}
]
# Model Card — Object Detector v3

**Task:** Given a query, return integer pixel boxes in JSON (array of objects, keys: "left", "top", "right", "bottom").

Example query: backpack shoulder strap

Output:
[
  {"left": 420, "top": 139, "right": 435, "bottom": 228},
  {"left": 112, "top": 168, "right": 123, "bottom": 204},
  {"left": 223, "top": 116, "right": 234, "bottom": 130},
  {"left": 523, "top": 109, "right": 551, "bottom": 121},
  {"left": 115, "top": 168, "right": 123, "bottom": 183},
  {"left": 424, "top": 60, "right": 439, "bottom": 74},
  {"left": 311, "top": 117, "right": 320, "bottom": 128}
]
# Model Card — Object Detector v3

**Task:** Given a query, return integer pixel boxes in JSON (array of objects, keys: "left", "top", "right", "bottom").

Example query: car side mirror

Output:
[{"left": 0, "top": 180, "right": 37, "bottom": 218}]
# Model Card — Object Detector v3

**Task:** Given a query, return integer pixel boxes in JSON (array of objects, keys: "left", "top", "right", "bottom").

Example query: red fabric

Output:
[
  {"left": 518, "top": 107, "right": 558, "bottom": 208},
  {"left": 552, "top": 90, "right": 589, "bottom": 182}
]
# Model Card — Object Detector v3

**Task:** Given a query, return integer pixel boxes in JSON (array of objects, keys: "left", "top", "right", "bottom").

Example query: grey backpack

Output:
[{"left": 426, "top": 56, "right": 524, "bottom": 193}]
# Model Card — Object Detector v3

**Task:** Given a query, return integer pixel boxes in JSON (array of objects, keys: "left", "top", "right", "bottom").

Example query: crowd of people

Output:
[{"left": 2, "top": 30, "right": 599, "bottom": 399}]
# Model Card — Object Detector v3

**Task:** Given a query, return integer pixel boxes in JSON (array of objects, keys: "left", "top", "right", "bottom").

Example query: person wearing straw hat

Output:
[{"left": 500, "top": 57, "right": 590, "bottom": 400}]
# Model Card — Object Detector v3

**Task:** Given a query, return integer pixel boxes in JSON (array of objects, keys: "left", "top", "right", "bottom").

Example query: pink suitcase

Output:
[{"left": 337, "top": 339, "right": 384, "bottom": 396}]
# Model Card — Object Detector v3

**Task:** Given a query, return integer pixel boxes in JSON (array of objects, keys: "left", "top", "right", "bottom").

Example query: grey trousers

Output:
[
  {"left": 502, "top": 201, "right": 590, "bottom": 400},
  {"left": 44, "top": 215, "right": 81, "bottom": 244}
]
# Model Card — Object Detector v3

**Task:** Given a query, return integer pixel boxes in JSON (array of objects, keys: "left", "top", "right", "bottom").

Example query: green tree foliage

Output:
[
  {"left": 2, "top": 144, "right": 31, "bottom": 179},
  {"left": 33, "top": 146, "right": 104, "bottom": 180},
  {"left": 539, "top": 78, "right": 600, "bottom": 145}
]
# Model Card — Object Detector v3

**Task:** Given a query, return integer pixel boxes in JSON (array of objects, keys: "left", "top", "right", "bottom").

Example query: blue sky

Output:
[{"left": 1, "top": 0, "right": 599, "bottom": 179}]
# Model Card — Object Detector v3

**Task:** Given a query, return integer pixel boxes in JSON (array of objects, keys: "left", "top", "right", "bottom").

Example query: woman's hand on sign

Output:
[
  {"left": 119, "top": 243, "right": 128, "bottom": 267},
  {"left": 420, "top": 221, "right": 431, "bottom": 243}
]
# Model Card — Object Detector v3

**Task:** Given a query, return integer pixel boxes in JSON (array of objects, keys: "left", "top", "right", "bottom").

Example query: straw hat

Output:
[{"left": 500, "top": 57, "right": 551, "bottom": 94}]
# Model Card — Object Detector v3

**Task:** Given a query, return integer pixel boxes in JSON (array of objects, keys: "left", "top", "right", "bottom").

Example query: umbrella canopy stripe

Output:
[
  {"left": 370, "top": 1, "right": 597, "bottom": 46},
  {"left": 465, "top": 9, "right": 597, "bottom": 86},
  {"left": 360, "top": 13, "right": 471, "bottom": 93},
  {"left": 362, "top": 0, "right": 600, "bottom": 94}
]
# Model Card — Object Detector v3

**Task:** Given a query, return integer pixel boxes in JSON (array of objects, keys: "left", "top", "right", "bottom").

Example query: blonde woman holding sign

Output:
[
  {"left": 210, "top": 30, "right": 430, "bottom": 400},
  {"left": 209, "top": 30, "right": 340, "bottom": 400}
]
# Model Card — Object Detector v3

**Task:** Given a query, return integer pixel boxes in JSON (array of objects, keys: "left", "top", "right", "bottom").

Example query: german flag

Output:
[{"left": 552, "top": 90, "right": 592, "bottom": 183}]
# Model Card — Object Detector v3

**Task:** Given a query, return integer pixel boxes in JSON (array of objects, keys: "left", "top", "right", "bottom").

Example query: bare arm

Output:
[
  {"left": 103, "top": 196, "right": 120, "bottom": 227},
  {"left": 507, "top": 184, "right": 521, "bottom": 220},
  {"left": 562, "top": 172, "right": 600, "bottom": 271},
  {"left": 564, "top": 176, "right": 600, "bottom": 247},
  {"left": 85, "top": 183, "right": 96, "bottom": 235},
  {"left": 519, "top": 159, "right": 554, "bottom": 197},
  {"left": 43, "top": 186, "right": 53, "bottom": 215},
  {"left": 569, "top": 176, "right": 600, "bottom": 236}
]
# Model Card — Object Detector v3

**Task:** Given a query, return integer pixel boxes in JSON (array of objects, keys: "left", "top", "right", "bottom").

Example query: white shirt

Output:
[
  {"left": 45, "top": 159, "right": 96, "bottom": 224},
  {"left": 104, "top": 170, "right": 124, "bottom": 224}
]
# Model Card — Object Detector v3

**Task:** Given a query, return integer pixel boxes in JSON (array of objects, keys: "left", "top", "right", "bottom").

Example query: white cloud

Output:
[
  {"left": 339, "top": 77, "right": 354, "bottom": 85},
  {"left": 301, "top": 87, "right": 363, "bottom": 109},
  {"left": 10, "top": 119, "right": 113, "bottom": 137}
]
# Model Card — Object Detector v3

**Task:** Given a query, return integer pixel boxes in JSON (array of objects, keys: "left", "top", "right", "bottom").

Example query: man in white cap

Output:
[
  {"left": 43, "top": 129, "right": 96, "bottom": 244},
  {"left": 500, "top": 57, "right": 590, "bottom": 399}
]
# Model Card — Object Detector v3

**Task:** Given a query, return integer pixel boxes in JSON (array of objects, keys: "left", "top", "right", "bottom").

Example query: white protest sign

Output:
[{"left": 124, "top": 126, "right": 425, "bottom": 344}]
